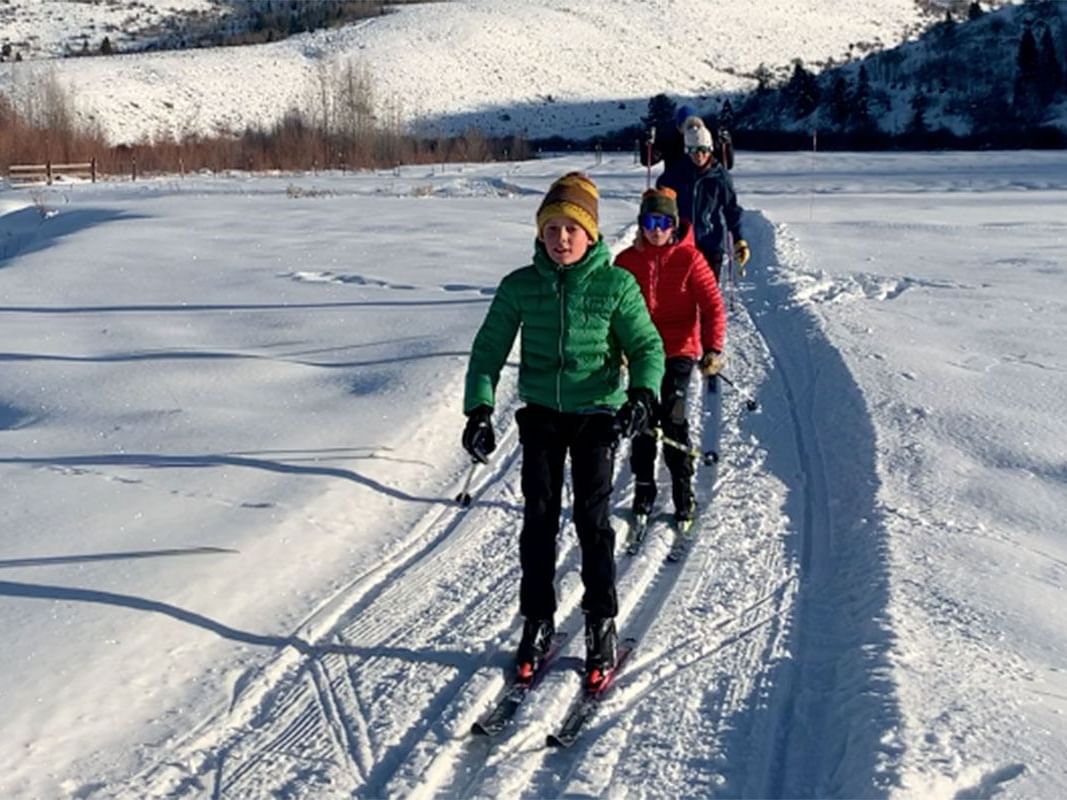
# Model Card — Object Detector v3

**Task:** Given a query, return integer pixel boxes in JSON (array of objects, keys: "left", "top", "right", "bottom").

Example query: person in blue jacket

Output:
[{"left": 657, "top": 120, "right": 749, "bottom": 284}]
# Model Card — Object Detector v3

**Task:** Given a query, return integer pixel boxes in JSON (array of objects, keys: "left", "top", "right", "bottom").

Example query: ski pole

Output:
[
  {"left": 653, "top": 427, "right": 701, "bottom": 462},
  {"left": 725, "top": 230, "right": 737, "bottom": 312},
  {"left": 455, "top": 460, "right": 478, "bottom": 507},
  {"left": 645, "top": 126, "right": 656, "bottom": 189},
  {"left": 718, "top": 372, "right": 758, "bottom": 411}
]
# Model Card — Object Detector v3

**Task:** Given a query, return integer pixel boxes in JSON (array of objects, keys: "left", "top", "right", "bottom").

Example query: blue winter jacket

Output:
[{"left": 658, "top": 160, "right": 743, "bottom": 260}]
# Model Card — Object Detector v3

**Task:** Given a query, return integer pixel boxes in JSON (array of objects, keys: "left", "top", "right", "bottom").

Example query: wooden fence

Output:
[{"left": 7, "top": 159, "right": 97, "bottom": 185}]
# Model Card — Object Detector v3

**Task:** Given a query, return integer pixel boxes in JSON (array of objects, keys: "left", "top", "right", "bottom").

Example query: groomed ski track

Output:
[{"left": 124, "top": 190, "right": 900, "bottom": 798}]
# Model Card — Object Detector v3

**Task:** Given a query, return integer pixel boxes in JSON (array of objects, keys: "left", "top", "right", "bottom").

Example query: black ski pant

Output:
[
  {"left": 515, "top": 404, "right": 618, "bottom": 621},
  {"left": 706, "top": 249, "right": 725, "bottom": 285},
  {"left": 630, "top": 357, "right": 697, "bottom": 513}
]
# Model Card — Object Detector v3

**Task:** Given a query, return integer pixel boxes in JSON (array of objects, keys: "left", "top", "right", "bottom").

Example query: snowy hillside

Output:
[{"left": 0, "top": 0, "right": 963, "bottom": 144}]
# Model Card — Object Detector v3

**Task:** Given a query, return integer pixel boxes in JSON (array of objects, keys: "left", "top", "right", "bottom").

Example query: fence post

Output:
[
  {"left": 46, "top": 161, "right": 53, "bottom": 185},
  {"left": 91, "top": 157, "right": 97, "bottom": 183},
  {"left": 132, "top": 156, "right": 137, "bottom": 182}
]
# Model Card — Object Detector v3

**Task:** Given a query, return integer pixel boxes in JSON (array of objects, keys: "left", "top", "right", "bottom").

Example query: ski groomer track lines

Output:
[{"left": 121, "top": 205, "right": 888, "bottom": 800}]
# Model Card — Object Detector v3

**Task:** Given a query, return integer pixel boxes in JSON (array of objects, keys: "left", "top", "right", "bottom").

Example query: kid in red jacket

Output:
[{"left": 614, "top": 187, "right": 727, "bottom": 522}]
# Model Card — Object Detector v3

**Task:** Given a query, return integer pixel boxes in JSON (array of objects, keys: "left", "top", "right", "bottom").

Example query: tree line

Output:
[{"left": 0, "top": 62, "right": 528, "bottom": 178}]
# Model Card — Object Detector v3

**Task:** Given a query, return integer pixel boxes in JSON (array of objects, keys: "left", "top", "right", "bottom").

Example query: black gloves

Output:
[
  {"left": 615, "top": 388, "right": 655, "bottom": 438},
  {"left": 462, "top": 405, "right": 495, "bottom": 463}
]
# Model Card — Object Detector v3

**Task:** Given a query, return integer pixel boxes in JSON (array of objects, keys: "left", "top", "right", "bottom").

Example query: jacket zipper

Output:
[
  {"left": 650, "top": 252, "right": 661, "bottom": 318},
  {"left": 556, "top": 269, "right": 565, "bottom": 410}
]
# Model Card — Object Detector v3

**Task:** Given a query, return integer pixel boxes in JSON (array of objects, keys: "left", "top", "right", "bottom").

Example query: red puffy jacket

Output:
[{"left": 614, "top": 222, "right": 726, "bottom": 359}]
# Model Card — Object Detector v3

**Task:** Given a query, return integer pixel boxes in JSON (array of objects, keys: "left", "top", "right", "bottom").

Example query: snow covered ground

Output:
[
  {"left": 0, "top": 0, "right": 938, "bottom": 143},
  {"left": 1, "top": 149, "right": 1065, "bottom": 799}
]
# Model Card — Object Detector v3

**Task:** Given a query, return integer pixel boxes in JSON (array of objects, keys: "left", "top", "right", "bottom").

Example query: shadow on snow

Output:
[{"left": 718, "top": 212, "right": 902, "bottom": 799}]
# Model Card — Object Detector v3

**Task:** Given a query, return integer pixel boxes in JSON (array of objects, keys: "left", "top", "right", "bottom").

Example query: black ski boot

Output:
[
  {"left": 632, "top": 480, "right": 657, "bottom": 517},
  {"left": 672, "top": 477, "right": 696, "bottom": 528},
  {"left": 516, "top": 618, "right": 554, "bottom": 681},
  {"left": 584, "top": 616, "right": 618, "bottom": 690}
]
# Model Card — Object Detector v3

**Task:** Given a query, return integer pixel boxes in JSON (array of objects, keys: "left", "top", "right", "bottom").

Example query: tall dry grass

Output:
[{"left": 0, "top": 60, "right": 529, "bottom": 179}]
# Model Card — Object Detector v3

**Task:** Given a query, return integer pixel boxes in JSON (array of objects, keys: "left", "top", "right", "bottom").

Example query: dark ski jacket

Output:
[
  {"left": 614, "top": 222, "right": 727, "bottom": 359},
  {"left": 464, "top": 237, "right": 665, "bottom": 414},
  {"left": 657, "top": 160, "right": 744, "bottom": 261}
]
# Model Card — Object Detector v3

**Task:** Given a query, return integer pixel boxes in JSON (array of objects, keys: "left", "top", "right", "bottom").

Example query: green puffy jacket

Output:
[{"left": 464, "top": 237, "right": 665, "bottom": 414}]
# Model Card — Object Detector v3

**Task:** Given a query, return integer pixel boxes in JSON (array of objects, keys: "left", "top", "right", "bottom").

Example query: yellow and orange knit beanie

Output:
[{"left": 536, "top": 172, "right": 599, "bottom": 241}]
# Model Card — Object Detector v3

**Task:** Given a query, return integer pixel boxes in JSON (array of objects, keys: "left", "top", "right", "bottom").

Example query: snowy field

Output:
[{"left": 1, "top": 150, "right": 1065, "bottom": 799}]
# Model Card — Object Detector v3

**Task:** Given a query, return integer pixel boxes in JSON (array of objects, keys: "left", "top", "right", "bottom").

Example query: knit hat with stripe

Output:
[
  {"left": 536, "top": 172, "right": 599, "bottom": 241},
  {"left": 640, "top": 187, "right": 679, "bottom": 227}
]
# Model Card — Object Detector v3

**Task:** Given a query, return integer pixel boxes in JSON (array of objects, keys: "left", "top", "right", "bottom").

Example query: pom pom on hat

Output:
[
  {"left": 674, "top": 104, "right": 697, "bottom": 129},
  {"left": 536, "top": 172, "right": 599, "bottom": 240},
  {"left": 684, "top": 122, "right": 713, "bottom": 150},
  {"left": 680, "top": 115, "right": 704, "bottom": 133},
  {"left": 640, "top": 187, "right": 679, "bottom": 227}
]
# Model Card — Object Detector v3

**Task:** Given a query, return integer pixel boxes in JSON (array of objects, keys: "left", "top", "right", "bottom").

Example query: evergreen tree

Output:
[
  {"left": 100, "top": 36, "right": 113, "bottom": 56},
  {"left": 1037, "top": 26, "right": 1063, "bottom": 103},
  {"left": 1014, "top": 26, "right": 1040, "bottom": 119},
  {"left": 786, "top": 59, "right": 821, "bottom": 119},
  {"left": 909, "top": 89, "right": 929, "bottom": 134},
  {"left": 1017, "top": 26, "right": 1038, "bottom": 79},
  {"left": 641, "top": 94, "right": 677, "bottom": 136},
  {"left": 851, "top": 65, "right": 873, "bottom": 129},
  {"left": 829, "top": 74, "right": 851, "bottom": 128},
  {"left": 968, "top": 2, "right": 983, "bottom": 21}
]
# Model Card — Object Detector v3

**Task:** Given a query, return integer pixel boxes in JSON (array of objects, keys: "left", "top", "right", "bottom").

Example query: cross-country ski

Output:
[
  {"left": 546, "top": 637, "right": 638, "bottom": 748},
  {"left": 470, "top": 632, "right": 569, "bottom": 737}
]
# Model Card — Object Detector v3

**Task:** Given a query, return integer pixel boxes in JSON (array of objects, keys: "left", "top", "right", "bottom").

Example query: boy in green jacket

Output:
[{"left": 462, "top": 172, "right": 665, "bottom": 689}]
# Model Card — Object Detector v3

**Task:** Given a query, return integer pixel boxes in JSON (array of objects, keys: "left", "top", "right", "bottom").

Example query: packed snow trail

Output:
[{"left": 120, "top": 194, "right": 900, "bottom": 800}]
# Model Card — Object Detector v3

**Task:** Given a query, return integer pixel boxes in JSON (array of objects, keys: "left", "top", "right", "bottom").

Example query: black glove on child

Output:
[
  {"left": 462, "top": 405, "right": 495, "bottom": 463},
  {"left": 615, "top": 388, "right": 655, "bottom": 439}
]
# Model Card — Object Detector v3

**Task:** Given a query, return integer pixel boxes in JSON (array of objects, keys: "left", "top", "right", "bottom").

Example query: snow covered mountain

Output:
[{"left": 0, "top": 0, "right": 996, "bottom": 145}]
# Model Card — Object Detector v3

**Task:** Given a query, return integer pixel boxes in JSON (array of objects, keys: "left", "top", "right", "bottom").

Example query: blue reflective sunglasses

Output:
[
  {"left": 686, "top": 146, "right": 712, "bottom": 155},
  {"left": 640, "top": 213, "right": 675, "bottom": 231}
]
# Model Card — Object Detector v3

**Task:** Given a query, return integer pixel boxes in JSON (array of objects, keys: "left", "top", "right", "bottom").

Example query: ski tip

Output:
[
  {"left": 546, "top": 733, "right": 572, "bottom": 748},
  {"left": 471, "top": 721, "right": 490, "bottom": 736}
]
